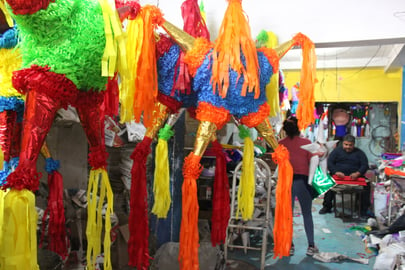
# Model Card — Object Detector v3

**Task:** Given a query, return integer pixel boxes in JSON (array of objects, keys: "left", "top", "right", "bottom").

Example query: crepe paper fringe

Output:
[
  {"left": 152, "top": 125, "right": 175, "bottom": 218},
  {"left": 210, "top": 140, "right": 230, "bottom": 246},
  {"left": 39, "top": 158, "right": 68, "bottom": 259},
  {"left": 157, "top": 43, "right": 183, "bottom": 98},
  {"left": 12, "top": 65, "right": 78, "bottom": 110},
  {"left": 74, "top": 89, "right": 105, "bottom": 109},
  {"left": 44, "top": 157, "right": 59, "bottom": 173},
  {"left": 181, "top": 0, "right": 210, "bottom": 40},
  {"left": 0, "top": 27, "right": 18, "bottom": 49},
  {"left": 128, "top": 136, "right": 153, "bottom": 269},
  {"left": 0, "top": 48, "right": 23, "bottom": 98},
  {"left": 192, "top": 52, "right": 272, "bottom": 118},
  {"left": 115, "top": 0, "right": 141, "bottom": 20},
  {"left": 258, "top": 47, "right": 280, "bottom": 74},
  {"left": 240, "top": 102, "right": 270, "bottom": 128},
  {"left": 98, "top": 0, "right": 127, "bottom": 78},
  {"left": 0, "top": 111, "right": 14, "bottom": 162},
  {"left": 179, "top": 152, "right": 202, "bottom": 270},
  {"left": 292, "top": 33, "right": 317, "bottom": 131},
  {"left": 271, "top": 144, "right": 293, "bottom": 258},
  {"left": 195, "top": 101, "right": 230, "bottom": 130},
  {"left": 174, "top": 0, "right": 210, "bottom": 95},
  {"left": 104, "top": 73, "right": 120, "bottom": 118},
  {"left": 156, "top": 42, "right": 199, "bottom": 109},
  {"left": 0, "top": 156, "right": 19, "bottom": 186},
  {"left": 235, "top": 125, "right": 255, "bottom": 220},
  {"left": 0, "top": 161, "right": 12, "bottom": 186},
  {"left": 157, "top": 92, "right": 183, "bottom": 113},
  {"left": 10, "top": 0, "right": 108, "bottom": 91},
  {"left": 173, "top": 50, "right": 192, "bottom": 95},
  {"left": 120, "top": 5, "right": 163, "bottom": 127},
  {"left": 0, "top": 110, "right": 23, "bottom": 170},
  {"left": 87, "top": 146, "right": 108, "bottom": 170},
  {"left": 5, "top": 0, "right": 51, "bottom": 15},
  {"left": 0, "top": 96, "right": 25, "bottom": 115},
  {"left": 0, "top": 189, "right": 38, "bottom": 269},
  {"left": 2, "top": 165, "right": 42, "bottom": 191},
  {"left": 255, "top": 30, "right": 269, "bottom": 48},
  {"left": 86, "top": 168, "right": 113, "bottom": 270},
  {"left": 183, "top": 38, "right": 212, "bottom": 77},
  {"left": 118, "top": 11, "right": 138, "bottom": 123},
  {"left": 74, "top": 90, "right": 108, "bottom": 168},
  {"left": 211, "top": 0, "right": 259, "bottom": 99},
  {"left": 156, "top": 34, "right": 175, "bottom": 58}
]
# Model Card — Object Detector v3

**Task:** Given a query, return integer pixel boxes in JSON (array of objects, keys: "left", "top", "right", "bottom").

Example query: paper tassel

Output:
[
  {"left": 0, "top": 189, "right": 38, "bottom": 269},
  {"left": 104, "top": 73, "right": 120, "bottom": 118},
  {"left": 236, "top": 125, "right": 255, "bottom": 220},
  {"left": 38, "top": 157, "right": 68, "bottom": 259},
  {"left": 98, "top": 0, "right": 127, "bottom": 77},
  {"left": 115, "top": 0, "right": 141, "bottom": 21},
  {"left": 179, "top": 153, "right": 202, "bottom": 270},
  {"left": 0, "top": 111, "right": 14, "bottom": 163},
  {"left": 120, "top": 5, "right": 163, "bottom": 127},
  {"left": 174, "top": 0, "right": 210, "bottom": 96},
  {"left": 152, "top": 124, "right": 174, "bottom": 218},
  {"left": 86, "top": 168, "right": 113, "bottom": 270},
  {"left": 181, "top": 0, "right": 210, "bottom": 40},
  {"left": 271, "top": 145, "right": 293, "bottom": 258},
  {"left": 128, "top": 137, "right": 152, "bottom": 269},
  {"left": 211, "top": 0, "right": 259, "bottom": 98},
  {"left": 292, "top": 33, "right": 317, "bottom": 131},
  {"left": 210, "top": 140, "right": 230, "bottom": 246}
]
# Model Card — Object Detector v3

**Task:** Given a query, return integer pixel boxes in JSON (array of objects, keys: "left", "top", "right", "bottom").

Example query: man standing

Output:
[{"left": 319, "top": 134, "right": 369, "bottom": 215}]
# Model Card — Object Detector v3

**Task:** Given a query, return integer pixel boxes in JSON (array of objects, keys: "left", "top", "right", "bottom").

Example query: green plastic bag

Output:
[{"left": 311, "top": 166, "right": 336, "bottom": 199}]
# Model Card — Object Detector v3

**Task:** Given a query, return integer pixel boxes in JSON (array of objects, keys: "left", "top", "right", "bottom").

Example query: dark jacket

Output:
[{"left": 327, "top": 146, "right": 368, "bottom": 176}]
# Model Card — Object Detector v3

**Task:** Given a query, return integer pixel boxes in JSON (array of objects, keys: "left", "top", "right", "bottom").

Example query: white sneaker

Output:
[{"left": 306, "top": 245, "right": 319, "bottom": 256}]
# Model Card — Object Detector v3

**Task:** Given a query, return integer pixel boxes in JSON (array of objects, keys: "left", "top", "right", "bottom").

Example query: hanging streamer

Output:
[
  {"left": 0, "top": 189, "right": 38, "bottom": 269},
  {"left": 86, "top": 168, "right": 113, "bottom": 270},
  {"left": 152, "top": 124, "right": 174, "bottom": 218},
  {"left": 236, "top": 125, "right": 256, "bottom": 220},
  {"left": 271, "top": 145, "right": 293, "bottom": 258}
]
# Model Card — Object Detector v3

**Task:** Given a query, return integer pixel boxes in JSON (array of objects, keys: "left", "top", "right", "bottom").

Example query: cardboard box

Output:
[{"left": 111, "top": 224, "right": 130, "bottom": 269}]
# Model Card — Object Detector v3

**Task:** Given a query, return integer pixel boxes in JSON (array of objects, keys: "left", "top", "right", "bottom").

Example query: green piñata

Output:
[{"left": 8, "top": 0, "right": 107, "bottom": 91}]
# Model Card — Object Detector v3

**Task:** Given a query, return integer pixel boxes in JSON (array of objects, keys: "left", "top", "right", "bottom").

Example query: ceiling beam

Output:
[
  {"left": 384, "top": 44, "right": 405, "bottom": 72},
  {"left": 314, "top": 37, "right": 405, "bottom": 48}
]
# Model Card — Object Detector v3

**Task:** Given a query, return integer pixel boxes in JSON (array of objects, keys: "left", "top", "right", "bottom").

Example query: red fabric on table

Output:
[{"left": 332, "top": 175, "right": 367, "bottom": 186}]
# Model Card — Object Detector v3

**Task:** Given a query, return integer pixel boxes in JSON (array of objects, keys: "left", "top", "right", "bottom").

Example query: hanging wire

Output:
[{"left": 345, "top": 46, "right": 382, "bottom": 79}]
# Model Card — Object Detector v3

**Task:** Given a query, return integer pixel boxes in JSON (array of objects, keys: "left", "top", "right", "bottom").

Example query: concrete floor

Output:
[
  {"left": 226, "top": 198, "right": 377, "bottom": 270},
  {"left": 60, "top": 197, "right": 376, "bottom": 270}
]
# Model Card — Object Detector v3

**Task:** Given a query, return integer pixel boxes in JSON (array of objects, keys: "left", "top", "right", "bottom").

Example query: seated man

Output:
[{"left": 319, "top": 134, "right": 370, "bottom": 215}]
